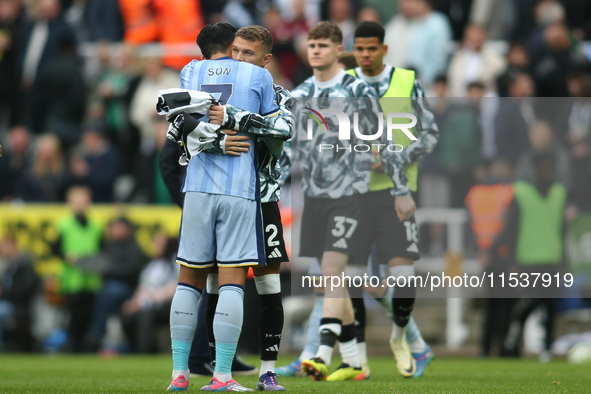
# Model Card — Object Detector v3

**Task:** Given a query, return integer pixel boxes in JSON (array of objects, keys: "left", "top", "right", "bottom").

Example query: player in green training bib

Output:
[{"left": 348, "top": 21, "right": 439, "bottom": 379}]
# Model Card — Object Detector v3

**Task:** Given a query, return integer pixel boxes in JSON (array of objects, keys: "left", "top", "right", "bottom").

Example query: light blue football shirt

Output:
[{"left": 180, "top": 57, "right": 279, "bottom": 201}]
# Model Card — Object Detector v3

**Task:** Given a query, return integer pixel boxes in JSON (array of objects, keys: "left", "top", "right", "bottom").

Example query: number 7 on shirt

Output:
[{"left": 200, "top": 83, "right": 234, "bottom": 105}]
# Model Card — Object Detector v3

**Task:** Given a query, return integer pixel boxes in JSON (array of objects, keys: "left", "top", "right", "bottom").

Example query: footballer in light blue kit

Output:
[
  {"left": 167, "top": 23, "right": 280, "bottom": 393},
  {"left": 177, "top": 37, "right": 279, "bottom": 268}
]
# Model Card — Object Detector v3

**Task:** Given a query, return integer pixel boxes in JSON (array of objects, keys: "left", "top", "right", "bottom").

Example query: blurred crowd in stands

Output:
[
  {"left": 1, "top": 0, "right": 591, "bottom": 354},
  {"left": 0, "top": 184, "right": 180, "bottom": 352}
]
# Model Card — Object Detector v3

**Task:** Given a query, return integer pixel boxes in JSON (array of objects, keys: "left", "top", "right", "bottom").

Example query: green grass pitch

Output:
[{"left": 0, "top": 354, "right": 590, "bottom": 393}]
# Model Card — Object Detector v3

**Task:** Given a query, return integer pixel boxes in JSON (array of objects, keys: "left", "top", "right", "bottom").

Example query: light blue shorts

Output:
[{"left": 176, "top": 192, "right": 265, "bottom": 268}]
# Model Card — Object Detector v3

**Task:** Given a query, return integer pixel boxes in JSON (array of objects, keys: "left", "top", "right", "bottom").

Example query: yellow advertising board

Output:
[{"left": 0, "top": 204, "right": 182, "bottom": 276}]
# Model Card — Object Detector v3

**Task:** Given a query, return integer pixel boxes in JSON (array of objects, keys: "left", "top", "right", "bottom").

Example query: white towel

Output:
[
  {"left": 156, "top": 88, "right": 217, "bottom": 121},
  {"left": 157, "top": 88, "right": 225, "bottom": 161}
]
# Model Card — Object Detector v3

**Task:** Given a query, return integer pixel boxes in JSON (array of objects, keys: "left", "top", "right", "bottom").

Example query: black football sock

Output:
[{"left": 259, "top": 293, "right": 284, "bottom": 361}]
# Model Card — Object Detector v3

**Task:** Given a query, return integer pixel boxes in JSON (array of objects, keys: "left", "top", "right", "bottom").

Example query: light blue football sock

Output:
[
  {"left": 216, "top": 342, "right": 238, "bottom": 374},
  {"left": 301, "top": 295, "right": 323, "bottom": 360},
  {"left": 405, "top": 317, "right": 427, "bottom": 353},
  {"left": 170, "top": 283, "right": 202, "bottom": 372},
  {"left": 378, "top": 286, "right": 395, "bottom": 321},
  {"left": 214, "top": 284, "right": 245, "bottom": 376},
  {"left": 405, "top": 317, "right": 420, "bottom": 343}
]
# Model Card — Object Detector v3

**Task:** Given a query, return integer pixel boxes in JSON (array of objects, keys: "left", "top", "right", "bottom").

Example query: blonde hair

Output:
[
  {"left": 236, "top": 25, "right": 274, "bottom": 54},
  {"left": 32, "top": 134, "right": 64, "bottom": 178}
]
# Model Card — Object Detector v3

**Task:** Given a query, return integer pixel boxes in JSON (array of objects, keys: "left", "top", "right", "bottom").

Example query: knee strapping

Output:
[
  {"left": 254, "top": 273, "right": 281, "bottom": 295},
  {"left": 318, "top": 322, "right": 342, "bottom": 337}
]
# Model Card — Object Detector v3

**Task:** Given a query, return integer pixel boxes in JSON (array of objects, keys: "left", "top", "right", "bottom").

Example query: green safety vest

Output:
[
  {"left": 513, "top": 181, "right": 566, "bottom": 265},
  {"left": 57, "top": 215, "right": 103, "bottom": 293},
  {"left": 346, "top": 67, "right": 418, "bottom": 192}
]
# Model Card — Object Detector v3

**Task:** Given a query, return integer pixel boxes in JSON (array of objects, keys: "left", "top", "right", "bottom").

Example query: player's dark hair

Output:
[
  {"left": 354, "top": 21, "right": 385, "bottom": 43},
  {"left": 308, "top": 21, "right": 342, "bottom": 44},
  {"left": 197, "top": 22, "right": 237, "bottom": 59},
  {"left": 236, "top": 25, "right": 274, "bottom": 54}
]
